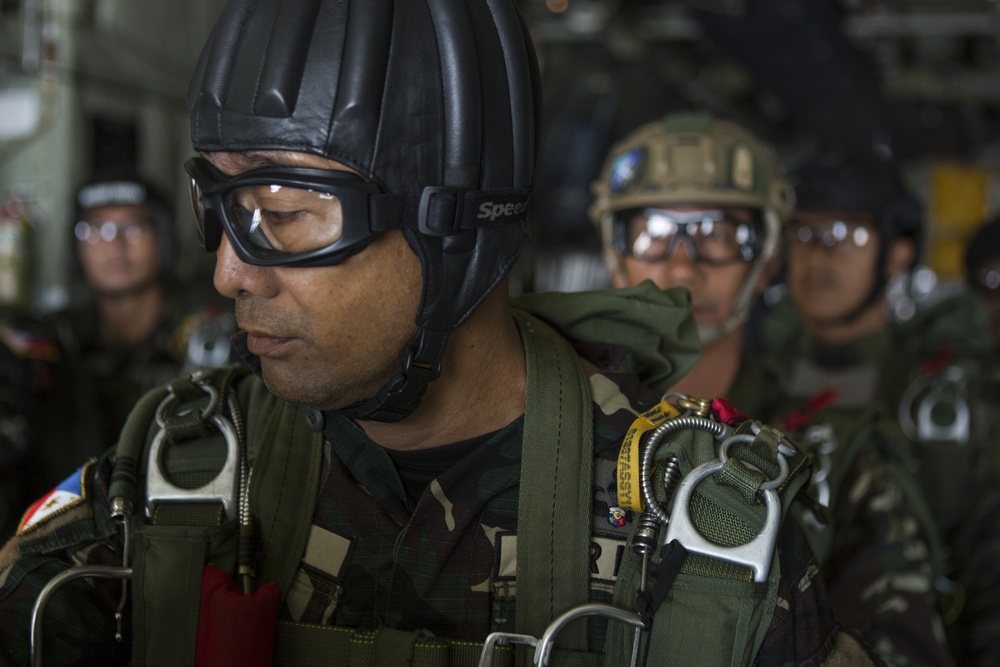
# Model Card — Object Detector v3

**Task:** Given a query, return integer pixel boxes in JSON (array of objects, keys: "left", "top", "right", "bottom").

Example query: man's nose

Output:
[{"left": 213, "top": 233, "right": 275, "bottom": 299}]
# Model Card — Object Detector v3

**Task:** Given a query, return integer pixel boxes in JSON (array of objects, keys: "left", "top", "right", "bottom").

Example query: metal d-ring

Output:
[
  {"left": 154, "top": 382, "right": 219, "bottom": 428},
  {"left": 534, "top": 603, "right": 645, "bottom": 667},
  {"left": 899, "top": 366, "right": 971, "bottom": 445},
  {"left": 144, "top": 413, "right": 240, "bottom": 520},
  {"left": 916, "top": 387, "right": 970, "bottom": 446},
  {"left": 477, "top": 603, "right": 645, "bottom": 667},
  {"left": 30, "top": 565, "right": 133, "bottom": 667},
  {"left": 662, "top": 458, "right": 781, "bottom": 583},
  {"left": 717, "top": 433, "right": 791, "bottom": 492},
  {"left": 477, "top": 632, "right": 538, "bottom": 667}
]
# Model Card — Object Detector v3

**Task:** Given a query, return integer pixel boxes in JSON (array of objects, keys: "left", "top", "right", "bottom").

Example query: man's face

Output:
[
  {"left": 784, "top": 209, "right": 881, "bottom": 325},
  {"left": 76, "top": 204, "right": 160, "bottom": 294},
  {"left": 206, "top": 150, "right": 423, "bottom": 411},
  {"left": 614, "top": 206, "right": 760, "bottom": 331}
]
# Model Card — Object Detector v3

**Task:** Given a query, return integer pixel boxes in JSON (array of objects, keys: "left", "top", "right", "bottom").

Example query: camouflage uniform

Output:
[
  {"left": 729, "top": 352, "right": 952, "bottom": 667},
  {"left": 763, "top": 286, "right": 1000, "bottom": 667},
  {"left": 0, "top": 289, "right": 855, "bottom": 666}
]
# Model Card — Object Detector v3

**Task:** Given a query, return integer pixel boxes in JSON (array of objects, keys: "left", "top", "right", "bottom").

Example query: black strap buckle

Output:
[{"left": 418, "top": 186, "right": 465, "bottom": 236}]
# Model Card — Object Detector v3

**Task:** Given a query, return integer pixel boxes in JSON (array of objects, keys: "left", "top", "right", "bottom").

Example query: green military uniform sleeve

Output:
[{"left": 822, "top": 447, "right": 952, "bottom": 667}]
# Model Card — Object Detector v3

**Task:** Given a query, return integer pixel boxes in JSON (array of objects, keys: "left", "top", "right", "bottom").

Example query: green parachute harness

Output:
[{"left": 30, "top": 290, "right": 815, "bottom": 667}]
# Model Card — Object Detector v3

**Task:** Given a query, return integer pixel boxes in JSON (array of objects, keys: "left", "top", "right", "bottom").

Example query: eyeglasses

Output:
[
  {"left": 612, "top": 208, "right": 763, "bottom": 265},
  {"left": 786, "top": 218, "right": 874, "bottom": 252},
  {"left": 184, "top": 157, "right": 383, "bottom": 267},
  {"left": 972, "top": 263, "right": 1000, "bottom": 293},
  {"left": 75, "top": 219, "right": 153, "bottom": 245}
]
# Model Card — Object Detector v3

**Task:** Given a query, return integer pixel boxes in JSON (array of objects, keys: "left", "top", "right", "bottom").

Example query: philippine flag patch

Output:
[{"left": 18, "top": 462, "right": 91, "bottom": 535}]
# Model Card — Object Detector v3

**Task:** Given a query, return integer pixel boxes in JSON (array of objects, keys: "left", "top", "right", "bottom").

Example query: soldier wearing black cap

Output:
[
  {"left": 46, "top": 171, "right": 235, "bottom": 449},
  {"left": 0, "top": 3, "right": 879, "bottom": 666},
  {"left": 764, "top": 151, "right": 1000, "bottom": 667}
]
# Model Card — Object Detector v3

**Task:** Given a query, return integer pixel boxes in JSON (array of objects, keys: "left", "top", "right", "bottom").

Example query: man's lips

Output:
[
  {"left": 798, "top": 274, "right": 835, "bottom": 291},
  {"left": 244, "top": 331, "right": 293, "bottom": 356}
]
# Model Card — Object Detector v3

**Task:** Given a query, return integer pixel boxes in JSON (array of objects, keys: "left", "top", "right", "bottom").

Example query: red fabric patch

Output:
[
  {"left": 712, "top": 397, "right": 749, "bottom": 425},
  {"left": 196, "top": 567, "right": 279, "bottom": 667}
]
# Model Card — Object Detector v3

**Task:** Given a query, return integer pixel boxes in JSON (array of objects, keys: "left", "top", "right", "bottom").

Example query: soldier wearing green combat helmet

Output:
[{"left": 591, "top": 112, "right": 954, "bottom": 667}]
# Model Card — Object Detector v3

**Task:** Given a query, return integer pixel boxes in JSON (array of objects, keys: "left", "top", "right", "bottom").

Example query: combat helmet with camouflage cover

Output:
[{"left": 589, "top": 112, "right": 793, "bottom": 344}]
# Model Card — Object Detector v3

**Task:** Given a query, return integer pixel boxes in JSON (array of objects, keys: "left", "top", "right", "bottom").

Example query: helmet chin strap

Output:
[
  {"left": 698, "top": 208, "right": 782, "bottom": 347},
  {"left": 697, "top": 251, "right": 770, "bottom": 347},
  {"left": 335, "top": 327, "right": 450, "bottom": 423}
]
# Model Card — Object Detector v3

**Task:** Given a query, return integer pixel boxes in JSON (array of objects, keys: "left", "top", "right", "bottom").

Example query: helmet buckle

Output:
[{"left": 418, "top": 186, "right": 465, "bottom": 236}]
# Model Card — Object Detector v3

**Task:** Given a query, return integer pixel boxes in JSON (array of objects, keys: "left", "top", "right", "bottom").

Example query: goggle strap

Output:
[{"left": 369, "top": 188, "right": 531, "bottom": 235}]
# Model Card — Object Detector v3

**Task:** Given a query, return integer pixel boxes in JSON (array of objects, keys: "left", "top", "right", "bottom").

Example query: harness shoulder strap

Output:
[
  {"left": 244, "top": 377, "right": 325, "bottom": 597},
  {"left": 512, "top": 308, "right": 593, "bottom": 651}
]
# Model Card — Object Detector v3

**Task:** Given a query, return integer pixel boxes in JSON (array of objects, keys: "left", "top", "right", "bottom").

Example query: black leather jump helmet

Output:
[
  {"left": 187, "top": 0, "right": 541, "bottom": 422},
  {"left": 793, "top": 152, "right": 924, "bottom": 321}
]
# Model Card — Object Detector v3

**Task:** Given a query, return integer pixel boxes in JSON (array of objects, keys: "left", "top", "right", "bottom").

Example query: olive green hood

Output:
[{"left": 511, "top": 279, "right": 700, "bottom": 396}]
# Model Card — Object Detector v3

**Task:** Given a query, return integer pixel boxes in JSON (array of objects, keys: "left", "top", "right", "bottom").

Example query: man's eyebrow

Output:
[
  {"left": 238, "top": 152, "right": 293, "bottom": 168},
  {"left": 203, "top": 151, "right": 296, "bottom": 170}
]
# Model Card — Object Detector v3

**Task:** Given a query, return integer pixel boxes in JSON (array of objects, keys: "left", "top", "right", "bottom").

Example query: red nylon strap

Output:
[
  {"left": 781, "top": 388, "right": 839, "bottom": 432},
  {"left": 711, "top": 397, "right": 748, "bottom": 425}
]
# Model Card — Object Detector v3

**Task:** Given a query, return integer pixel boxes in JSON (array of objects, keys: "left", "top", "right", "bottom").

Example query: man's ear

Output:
[{"left": 885, "top": 237, "right": 916, "bottom": 279}]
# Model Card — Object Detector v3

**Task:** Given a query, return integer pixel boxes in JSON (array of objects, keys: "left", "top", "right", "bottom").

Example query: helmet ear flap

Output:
[
  {"left": 881, "top": 196, "right": 924, "bottom": 268},
  {"left": 403, "top": 222, "right": 528, "bottom": 333}
]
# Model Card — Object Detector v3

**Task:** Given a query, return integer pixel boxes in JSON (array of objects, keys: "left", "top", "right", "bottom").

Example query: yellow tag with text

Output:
[{"left": 616, "top": 401, "right": 681, "bottom": 511}]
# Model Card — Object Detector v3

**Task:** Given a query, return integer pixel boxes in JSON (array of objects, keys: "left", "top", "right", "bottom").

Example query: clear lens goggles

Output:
[
  {"left": 184, "top": 157, "right": 383, "bottom": 267},
  {"left": 612, "top": 208, "right": 763, "bottom": 265},
  {"left": 75, "top": 219, "right": 152, "bottom": 245},
  {"left": 786, "top": 218, "right": 874, "bottom": 251}
]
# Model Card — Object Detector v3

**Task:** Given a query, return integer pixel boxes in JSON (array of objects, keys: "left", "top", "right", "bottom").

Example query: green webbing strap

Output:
[
  {"left": 247, "top": 380, "right": 325, "bottom": 598},
  {"left": 276, "top": 622, "right": 493, "bottom": 667},
  {"left": 274, "top": 621, "right": 605, "bottom": 667},
  {"left": 124, "top": 366, "right": 251, "bottom": 666},
  {"left": 512, "top": 309, "right": 593, "bottom": 653}
]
